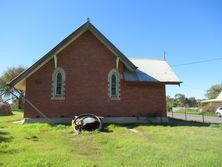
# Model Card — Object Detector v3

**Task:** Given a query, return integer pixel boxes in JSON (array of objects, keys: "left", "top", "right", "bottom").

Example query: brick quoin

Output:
[{"left": 24, "top": 30, "right": 166, "bottom": 118}]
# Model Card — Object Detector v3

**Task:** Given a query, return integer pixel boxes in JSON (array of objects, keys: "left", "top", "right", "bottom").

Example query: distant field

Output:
[{"left": 1, "top": 112, "right": 222, "bottom": 167}]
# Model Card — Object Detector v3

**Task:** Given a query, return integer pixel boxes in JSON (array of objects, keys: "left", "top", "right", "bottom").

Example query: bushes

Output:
[{"left": 201, "top": 102, "right": 222, "bottom": 113}]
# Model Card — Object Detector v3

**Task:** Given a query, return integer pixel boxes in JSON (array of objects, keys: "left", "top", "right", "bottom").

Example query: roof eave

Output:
[
  {"left": 163, "top": 81, "right": 183, "bottom": 85},
  {"left": 8, "top": 22, "right": 89, "bottom": 87},
  {"left": 124, "top": 81, "right": 182, "bottom": 85}
]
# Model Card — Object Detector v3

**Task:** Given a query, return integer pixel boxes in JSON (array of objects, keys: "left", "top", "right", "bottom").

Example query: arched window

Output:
[
  {"left": 108, "top": 69, "right": 120, "bottom": 100},
  {"left": 111, "top": 73, "right": 117, "bottom": 96},
  {"left": 52, "top": 68, "right": 65, "bottom": 100},
  {"left": 56, "top": 72, "right": 62, "bottom": 95}
]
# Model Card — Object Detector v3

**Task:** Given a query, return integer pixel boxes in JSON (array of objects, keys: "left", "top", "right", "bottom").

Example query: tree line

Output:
[
  {"left": 166, "top": 94, "right": 199, "bottom": 112},
  {"left": 0, "top": 66, "right": 26, "bottom": 108},
  {"left": 167, "top": 84, "right": 222, "bottom": 112}
]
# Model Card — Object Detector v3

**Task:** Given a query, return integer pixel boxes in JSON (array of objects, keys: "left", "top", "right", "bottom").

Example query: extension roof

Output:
[
  {"left": 201, "top": 92, "right": 222, "bottom": 103},
  {"left": 125, "top": 58, "right": 182, "bottom": 84}
]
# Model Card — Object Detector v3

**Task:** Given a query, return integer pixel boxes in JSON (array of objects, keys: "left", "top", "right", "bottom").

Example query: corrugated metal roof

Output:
[
  {"left": 217, "top": 92, "right": 222, "bottom": 99},
  {"left": 124, "top": 58, "right": 182, "bottom": 84},
  {"left": 201, "top": 92, "right": 222, "bottom": 103},
  {"left": 201, "top": 99, "right": 222, "bottom": 103}
]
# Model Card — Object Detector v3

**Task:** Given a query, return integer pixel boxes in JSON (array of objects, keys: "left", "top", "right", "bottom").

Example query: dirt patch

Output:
[{"left": 126, "top": 126, "right": 144, "bottom": 136}]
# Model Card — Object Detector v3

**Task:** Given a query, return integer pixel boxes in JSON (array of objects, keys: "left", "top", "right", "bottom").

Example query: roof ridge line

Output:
[{"left": 129, "top": 58, "right": 165, "bottom": 61}]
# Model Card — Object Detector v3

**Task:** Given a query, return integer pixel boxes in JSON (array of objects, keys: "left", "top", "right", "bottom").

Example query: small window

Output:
[
  {"left": 108, "top": 69, "right": 120, "bottom": 100},
  {"left": 56, "top": 72, "right": 62, "bottom": 96},
  {"left": 52, "top": 68, "right": 65, "bottom": 100},
  {"left": 111, "top": 74, "right": 117, "bottom": 96}
]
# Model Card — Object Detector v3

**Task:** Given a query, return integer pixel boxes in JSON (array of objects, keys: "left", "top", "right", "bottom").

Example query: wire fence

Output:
[{"left": 168, "top": 109, "right": 207, "bottom": 123}]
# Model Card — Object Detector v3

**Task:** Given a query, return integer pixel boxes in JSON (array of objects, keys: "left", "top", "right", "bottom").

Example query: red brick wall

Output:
[{"left": 24, "top": 31, "right": 166, "bottom": 118}]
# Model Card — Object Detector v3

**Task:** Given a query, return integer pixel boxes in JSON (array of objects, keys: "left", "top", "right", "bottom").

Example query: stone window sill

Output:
[
  {"left": 51, "top": 96, "right": 65, "bottom": 100},
  {"left": 110, "top": 96, "right": 120, "bottom": 100}
]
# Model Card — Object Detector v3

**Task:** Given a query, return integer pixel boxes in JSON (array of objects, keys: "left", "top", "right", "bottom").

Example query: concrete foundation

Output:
[{"left": 23, "top": 117, "right": 168, "bottom": 124}]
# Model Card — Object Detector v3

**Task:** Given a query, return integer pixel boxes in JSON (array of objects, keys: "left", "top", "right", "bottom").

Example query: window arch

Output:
[
  {"left": 52, "top": 68, "right": 65, "bottom": 100},
  {"left": 108, "top": 69, "right": 120, "bottom": 100}
]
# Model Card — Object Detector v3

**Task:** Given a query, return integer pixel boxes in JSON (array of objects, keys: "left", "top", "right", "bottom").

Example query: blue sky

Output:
[{"left": 1, "top": 0, "right": 222, "bottom": 99}]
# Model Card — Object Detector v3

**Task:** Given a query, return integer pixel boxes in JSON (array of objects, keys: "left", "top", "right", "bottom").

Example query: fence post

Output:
[
  {"left": 172, "top": 110, "right": 173, "bottom": 118},
  {"left": 202, "top": 112, "right": 204, "bottom": 123},
  {"left": 185, "top": 108, "right": 187, "bottom": 120}
]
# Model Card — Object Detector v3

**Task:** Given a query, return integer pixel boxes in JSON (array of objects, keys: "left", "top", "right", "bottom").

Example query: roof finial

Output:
[
  {"left": 87, "top": 18, "right": 90, "bottom": 23},
  {"left": 163, "top": 51, "right": 166, "bottom": 60}
]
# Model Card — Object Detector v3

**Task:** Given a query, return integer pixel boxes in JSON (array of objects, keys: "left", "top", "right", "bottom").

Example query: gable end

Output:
[{"left": 8, "top": 21, "right": 137, "bottom": 90}]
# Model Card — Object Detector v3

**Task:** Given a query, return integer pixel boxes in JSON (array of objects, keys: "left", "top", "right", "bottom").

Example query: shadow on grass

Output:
[
  {"left": 166, "top": 118, "right": 211, "bottom": 127},
  {"left": 0, "top": 113, "right": 14, "bottom": 117},
  {"left": 103, "top": 118, "right": 212, "bottom": 130},
  {"left": 99, "top": 127, "right": 113, "bottom": 133},
  {"left": 0, "top": 131, "right": 13, "bottom": 143},
  {"left": 25, "top": 135, "right": 39, "bottom": 141}
]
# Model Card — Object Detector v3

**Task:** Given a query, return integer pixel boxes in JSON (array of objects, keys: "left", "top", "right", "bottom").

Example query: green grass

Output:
[{"left": 1, "top": 112, "right": 222, "bottom": 167}]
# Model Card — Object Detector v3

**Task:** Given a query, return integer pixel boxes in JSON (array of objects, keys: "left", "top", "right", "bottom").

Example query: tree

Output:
[
  {"left": 167, "top": 94, "right": 198, "bottom": 108},
  {"left": 166, "top": 96, "right": 174, "bottom": 112},
  {"left": 187, "top": 97, "right": 198, "bottom": 107},
  {"left": 174, "top": 93, "right": 186, "bottom": 106},
  {"left": 0, "top": 66, "right": 26, "bottom": 108},
  {"left": 205, "top": 84, "right": 222, "bottom": 99}
]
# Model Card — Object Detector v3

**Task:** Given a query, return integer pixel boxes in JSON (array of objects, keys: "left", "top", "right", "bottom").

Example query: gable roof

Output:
[
  {"left": 124, "top": 58, "right": 182, "bottom": 84},
  {"left": 8, "top": 20, "right": 137, "bottom": 89}
]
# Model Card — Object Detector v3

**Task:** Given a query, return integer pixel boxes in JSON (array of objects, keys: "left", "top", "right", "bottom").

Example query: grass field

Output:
[{"left": 1, "top": 112, "right": 222, "bottom": 167}]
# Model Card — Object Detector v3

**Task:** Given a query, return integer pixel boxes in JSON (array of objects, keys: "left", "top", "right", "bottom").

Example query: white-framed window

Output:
[
  {"left": 51, "top": 67, "right": 65, "bottom": 100},
  {"left": 108, "top": 69, "right": 120, "bottom": 100}
]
